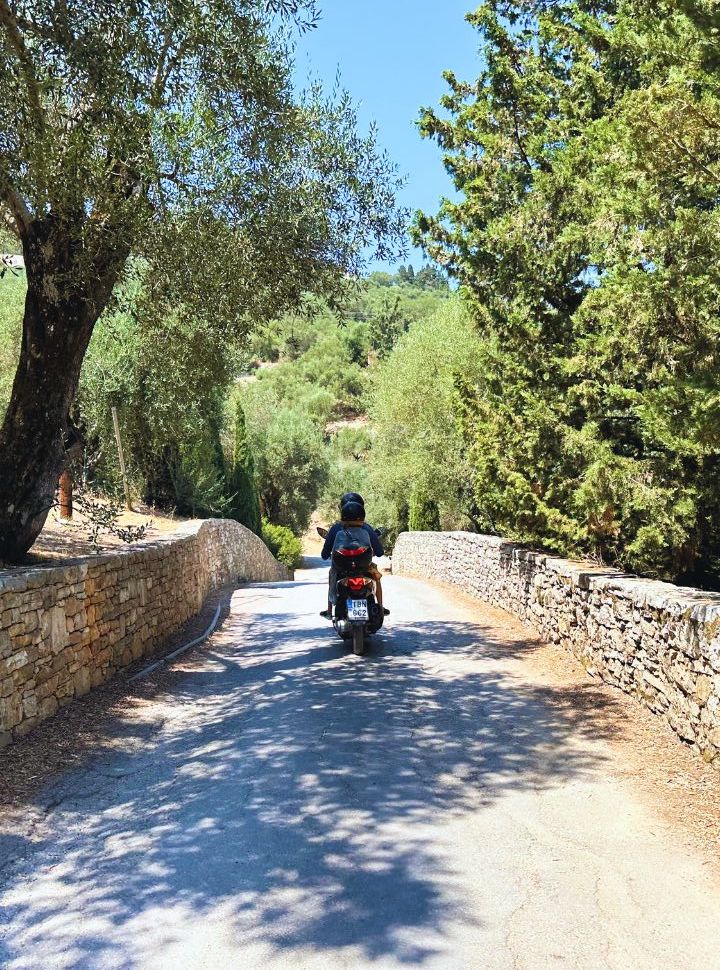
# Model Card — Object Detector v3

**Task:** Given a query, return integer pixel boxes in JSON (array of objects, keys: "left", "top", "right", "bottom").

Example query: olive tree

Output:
[{"left": 0, "top": 0, "right": 404, "bottom": 560}]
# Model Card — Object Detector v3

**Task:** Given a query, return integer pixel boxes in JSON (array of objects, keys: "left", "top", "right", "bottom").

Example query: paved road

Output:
[{"left": 1, "top": 560, "right": 719, "bottom": 970}]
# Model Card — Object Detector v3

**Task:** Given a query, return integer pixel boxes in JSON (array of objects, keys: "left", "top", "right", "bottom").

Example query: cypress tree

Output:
[
  {"left": 227, "top": 403, "right": 262, "bottom": 535},
  {"left": 414, "top": 1, "right": 720, "bottom": 584},
  {"left": 409, "top": 491, "right": 441, "bottom": 532}
]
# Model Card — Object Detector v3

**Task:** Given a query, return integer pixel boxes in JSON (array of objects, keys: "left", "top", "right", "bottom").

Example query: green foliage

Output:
[
  {"left": 415, "top": 2, "right": 720, "bottom": 585},
  {"left": 398, "top": 263, "right": 447, "bottom": 291},
  {"left": 239, "top": 382, "right": 329, "bottom": 534},
  {"left": 78, "top": 266, "right": 239, "bottom": 508},
  {"left": 1, "top": 1, "right": 407, "bottom": 335},
  {"left": 162, "top": 424, "right": 232, "bottom": 519},
  {"left": 259, "top": 409, "right": 328, "bottom": 534},
  {"left": 237, "top": 269, "right": 450, "bottom": 542},
  {"left": 245, "top": 270, "right": 450, "bottom": 421},
  {"left": 319, "top": 425, "right": 372, "bottom": 522},
  {"left": 415, "top": 265, "right": 448, "bottom": 291},
  {"left": 246, "top": 307, "right": 368, "bottom": 418},
  {"left": 226, "top": 403, "right": 262, "bottom": 535},
  {"left": 262, "top": 520, "right": 303, "bottom": 569},
  {"left": 0, "top": 260, "right": 448, "bottom": 550},
  {"left": 368, "top": 293, "right": 407, "bottom": 359},
  {"left": 408, "top": 493, "right": 440, "bottom": 532},
  {"left": 0, "top": 0, "right": 407, "bottom": 560},
  {"left": 354, "top": 271, "right": 450, "bottom": 335},
  {"left": 368, "top": 300, "right": 486, "bottom": 534}
]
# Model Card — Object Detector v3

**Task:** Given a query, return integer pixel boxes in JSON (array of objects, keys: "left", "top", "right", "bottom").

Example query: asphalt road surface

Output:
[{"left": 1, "top": 559, "right": 719, "bottom": 970}]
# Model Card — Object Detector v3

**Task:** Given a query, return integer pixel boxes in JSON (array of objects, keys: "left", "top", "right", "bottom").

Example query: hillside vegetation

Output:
[
  {"left": 0, "top": 266, "right": 449, "bottom": 559},
  {"left": 0, "top": 273, "right": 23, "bottom": 416}
]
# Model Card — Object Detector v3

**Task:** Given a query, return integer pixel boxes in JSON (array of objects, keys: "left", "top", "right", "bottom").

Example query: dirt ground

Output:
[{"left": 20, "top": 504, "right": 189, "bottom": 566}]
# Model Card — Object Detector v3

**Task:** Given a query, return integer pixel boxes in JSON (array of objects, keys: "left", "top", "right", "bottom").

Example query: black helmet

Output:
[
  {"left": 340, "top": 499, "right": 365, "bottom": 522},
  {"left": 340, "top": 492, "right": 365, "bottom": 512}
]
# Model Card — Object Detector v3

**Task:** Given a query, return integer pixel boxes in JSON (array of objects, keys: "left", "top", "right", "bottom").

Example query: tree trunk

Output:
[
  {"left": 58, "top": 470, "right": 73, "bottom": 520},
  {"left": 0, "top": 218, "right": 123, "bottom": 561}
]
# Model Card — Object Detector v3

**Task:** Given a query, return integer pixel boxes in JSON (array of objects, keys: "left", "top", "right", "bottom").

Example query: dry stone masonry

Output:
[
  {"left": 0, "top": 519, "right": 287, "bottom": 746},
  {"left": 394, "top": 531, "right": 720, "bottom": 766}
]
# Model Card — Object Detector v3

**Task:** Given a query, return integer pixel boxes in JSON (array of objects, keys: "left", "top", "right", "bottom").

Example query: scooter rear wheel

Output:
[{"left": 352, "top": 625, "right": 365, "bottom": 656}]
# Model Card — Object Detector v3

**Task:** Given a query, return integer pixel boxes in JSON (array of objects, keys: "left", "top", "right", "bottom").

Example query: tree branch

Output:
[
  {"left": 151, "top": 35, "right": 192, "bottom": 110},
  {"left": 0, "top": 177, "right": 32, "bottom": 241},
  {"left": 0, "top": 0, "right": 46, "bottom": 130},
  {"left": 662, "top": 130, "right": 720, "bottom": 185},
  {"left": 151, "top": 31, "right": 174, "bottom": 108},
  {"left": 1, "top": 206, "right": 15, "bottom": 234},
  {"left": 682, "top": 100, "right": 720, "bottom": 134},
  {"left": 159, "top": 167, "right": 193, "bottom": 192},
  {"left": 511, "top": 103, "right": 533, "bottom": 172}
]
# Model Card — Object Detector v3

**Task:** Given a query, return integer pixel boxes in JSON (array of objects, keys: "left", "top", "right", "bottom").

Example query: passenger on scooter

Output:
[{"left": 319, "top": 496, "right": 386, "bottom": 619}]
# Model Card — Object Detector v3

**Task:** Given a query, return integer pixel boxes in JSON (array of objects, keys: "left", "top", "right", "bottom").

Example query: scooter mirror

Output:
[{"left": 317, "top": 526, "right": 329, "bottom": 539}]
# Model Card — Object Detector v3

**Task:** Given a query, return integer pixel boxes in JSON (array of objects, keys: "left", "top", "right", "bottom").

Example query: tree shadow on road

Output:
[{"left": 0, "top": 600, "right": 620, "bottom": 968}]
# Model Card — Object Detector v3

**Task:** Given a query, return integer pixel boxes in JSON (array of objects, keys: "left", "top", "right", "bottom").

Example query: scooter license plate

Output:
[{"left": 348, "top": 599, "right": 369, "bottom": 621}]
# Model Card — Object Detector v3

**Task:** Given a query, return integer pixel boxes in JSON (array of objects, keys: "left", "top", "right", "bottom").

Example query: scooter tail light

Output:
[
  {"left": 338, "top": 546, "right": 369, "bottom": 558},
  {"left": 347, "top": 577, "right": 369, "bottom": 591}
]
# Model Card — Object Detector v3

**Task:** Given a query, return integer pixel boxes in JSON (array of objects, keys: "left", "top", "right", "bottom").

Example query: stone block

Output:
[
  {"left": 22, "top": 693, "right": 38, "bottom": 718},
  {"left": 38, "top": 696, "right": 59, "bottom": 719},
  {"left": 14, "top": 715, "right": 39, "bottom": 738},
  {"left": 0, "top": 693, "right": 24, "bottom": 730},
  {"left": 35, "top": 675, "right": 59, "bottom": 700},
  {"left": 43, "top": 605, "right": 68, "bottom": 655},
  {"left": 73, "top": 668, "right": 92, "bottom": 698},
  {"left": 694, "top": 675, "right": 713, "bottom": 707},
  {"left": 666, "top": 661, "right": 696, "bottom": 696}
]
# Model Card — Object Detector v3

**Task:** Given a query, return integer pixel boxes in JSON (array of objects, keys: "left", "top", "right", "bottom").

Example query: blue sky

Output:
[{"left": 293, "top": 2, "right": 482, "bottom": 271}]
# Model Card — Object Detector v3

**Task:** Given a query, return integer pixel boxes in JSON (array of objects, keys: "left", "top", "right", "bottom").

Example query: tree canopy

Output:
[
  {"left": 414, "top": 1, "right": 720, "bottom": 584},
  {"left": 1, "top": 0, "right": 405, "bottom": 331},
  {"left": 0, "top": 0, "right": 406, "bottom": 559}
]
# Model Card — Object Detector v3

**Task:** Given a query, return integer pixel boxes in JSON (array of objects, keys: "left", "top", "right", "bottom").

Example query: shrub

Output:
[
  {"left": 164, "top": 434, "right": 232, "bottom": 519},
  {"left": 319, "top": 426, "right": 372, "bottom": 521},
  {"left": 262, "top": 520, "right": 303, "bottom": 570}
]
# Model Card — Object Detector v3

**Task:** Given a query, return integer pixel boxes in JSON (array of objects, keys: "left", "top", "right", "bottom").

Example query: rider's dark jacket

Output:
[{"left": 321, "top": 521, "right": 384, "bottom": 561}]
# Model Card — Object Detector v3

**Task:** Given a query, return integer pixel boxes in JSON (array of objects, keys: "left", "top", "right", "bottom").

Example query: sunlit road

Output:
[{"left": 1, "top": 559, "right": 719, "bottom": 969}]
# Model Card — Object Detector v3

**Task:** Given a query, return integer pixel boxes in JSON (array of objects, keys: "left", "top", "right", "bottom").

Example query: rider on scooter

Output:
[{"left": 319, "top": 494, "right": 387, "bottom": 619}]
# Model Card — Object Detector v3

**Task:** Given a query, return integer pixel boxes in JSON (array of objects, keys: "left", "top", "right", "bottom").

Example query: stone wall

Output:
[
  {"left": 0, "top": 520, "right": 287, "bottom": 746},
  {"left": 393, "top": 531, "right": 720, "bottom": 765}
]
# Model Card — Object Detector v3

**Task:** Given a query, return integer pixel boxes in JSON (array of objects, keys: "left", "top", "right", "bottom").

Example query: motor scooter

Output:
[{"left": 317, "top": 525, "right": 386, "bottom": 655}]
